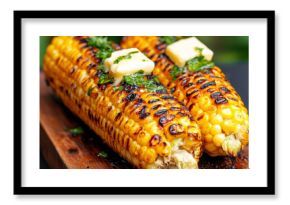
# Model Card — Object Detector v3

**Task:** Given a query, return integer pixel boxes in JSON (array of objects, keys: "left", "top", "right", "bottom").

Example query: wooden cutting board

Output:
[{"left": 40, "top": 72, "right": 248, "bottom": 169}]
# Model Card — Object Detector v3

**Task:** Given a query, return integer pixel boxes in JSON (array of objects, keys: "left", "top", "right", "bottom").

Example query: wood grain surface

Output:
[{"left": 40, "top": 72, "right": 248, "bottom": 169}]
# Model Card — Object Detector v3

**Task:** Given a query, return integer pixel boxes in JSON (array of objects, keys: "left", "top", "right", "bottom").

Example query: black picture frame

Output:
[{"left": 14, "top": 10, "right": 275, "bottom": 195}]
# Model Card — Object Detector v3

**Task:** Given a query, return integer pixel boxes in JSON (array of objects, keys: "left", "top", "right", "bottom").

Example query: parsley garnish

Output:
[
  {"left": 123, "top": 71, "right": 166, "bottom": 93},
  {"left": 87, "top": 36, "right": 112, "bottom": 50},
  {"left": 187, "top": 56, "right": 215, "bottom": 72},
  {"left": 66, "top": 127, "right": 84, "bottom": 137},
  {"left": 160, "top": 36, "right": 177, "bottom": 45},
  {"left": 170, "top": 66, "right": 185, "bottom": 80},
  {"left": 86, "top": 36, "right": 114, "bottom": 63},
  {"left": 113, "top": 86, "right": 124, "bottom": 92},
  {"left": 195, "top": 47, "right": 204, "bottom": 56},
  {"left": 98, "top": 73, "right": 113, "bottom": 84},
  {"left": 97, "top": 63, "right": 108, "bottom": 73},
  {"left": 86, "top": 37, "right": 115, "bottom": 85},
  {"left": 87, "top": 86, "right": 94, "bottom": 96},
  {"left": 96, "top": 48, "right": 114, "bottom": 61}
]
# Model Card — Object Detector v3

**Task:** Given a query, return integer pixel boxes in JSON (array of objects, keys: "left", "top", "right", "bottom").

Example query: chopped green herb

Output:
[
  {"left": 97, "top": 151, "right": 108, "bottom": 158},
  {"left": 86, "top": 36, "right": 111, "bottom": 50},
  {"left": 113, "top": 51, "right": 139, "bottom": 64},
  {"left": 87, "top": 86, "right": 94, "bottom": 96},
  {"left": 96, "top": 48, "right": 113, "bottom": 60},
  {"left": 123, "top": 70, "right": 166, "bottom": 93},
  {"left": 98, "top": 63, "right": 108, "bottom": 73},
  {"left": 66, "top": 127, "right": 84, "bottom": 137},
  {"left": 98, "top": 73, "right": 113, "bottom": 84},
  {"left": 159, "top": 36, "right": 177, "bottom": 45},
  {"left": 187, "top": 56, "right": 215, "bottom": 72},
  {"left": 123, "top": 70, "right": 144, "bottom": 86},
  {"left": 195, "top": 47, "right": 204, "bottom": 56},
  {"left": 113, "top": 86, "right": 124, "bottom": 92},
  {"left": 170, "top": 65, "right": 185, "bottom": 80},
  {"left": 86, "top": 36, "right": 114, "bottom": 63}
]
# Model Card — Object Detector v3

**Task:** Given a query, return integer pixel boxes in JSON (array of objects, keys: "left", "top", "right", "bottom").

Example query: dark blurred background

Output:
[{"left": 40, "top": 36, "right": 248, "bottom": 168}]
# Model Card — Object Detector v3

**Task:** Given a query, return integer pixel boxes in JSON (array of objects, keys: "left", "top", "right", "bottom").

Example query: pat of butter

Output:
[
  {"left": 104, "top": 48, "right": 154, "bottom": 81},
  {"left": 165, "top": 37, "right": 214, "bottom": 68}
]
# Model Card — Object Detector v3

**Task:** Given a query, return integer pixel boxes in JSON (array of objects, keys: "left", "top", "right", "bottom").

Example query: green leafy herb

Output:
[
  {"left": 87, "top": 86, "right": 94, "bottom": 96},
  {"left": 123, "top": 70, "right": 145, "bottom": 86},
  {"left": 195, "top": 47, "right": 204, "bottom": 56},
  {"left": 123, "top": 71, "right": 166, "bottom": 93},
  {"left": 95, "top": 48, "right": 114, "bottom": 60},
  {"left": 97, "top": 63, "right": 108, "bottom": 73},
  {"left": 187, "top": 56, "right": 215, "bottom": 72},
  {"left": 113, "top": 86, "right": 124, "bottom": 92},
  {"left": 98, "top": 73, "right": 113, "bottom": 84},
  {"left": 87, "top": 36, "right": 111, "bottom": 50},
  {"left": 66, "top": 127, "right": 84, "bottom": 137},
  {"left": 170, "top": 65, "right": 185, "bottom": 80},
  {"left": 97, "top": 151, "right": 108, "bottom": 158},
  {"left": 113, "top": 51, "right": 139, "bottom": 64},
  {"left": 159, "top": 36, "right": 177, "bottom": 45},
  {"left": 86, "top": 36, "right": 114, "bottom": 62}
]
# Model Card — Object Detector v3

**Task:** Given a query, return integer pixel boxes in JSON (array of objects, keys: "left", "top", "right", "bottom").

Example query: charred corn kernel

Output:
[
  {"left": 121, "top": 36, "right": 249, "bottom": 157},
  {"left": 198, "top": 96, "right": 211, "bottom": 111},
  {"left": 43, "top": 36, "right": 202, "bottom": 168}
]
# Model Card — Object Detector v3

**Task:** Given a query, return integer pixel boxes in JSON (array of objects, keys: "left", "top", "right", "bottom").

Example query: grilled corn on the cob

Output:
[
  {"left": 121, "top": 36, "right": 249, "bottom": 157},
  {"left": 43, "top": 36, "right": 203, "bottom": 168}
]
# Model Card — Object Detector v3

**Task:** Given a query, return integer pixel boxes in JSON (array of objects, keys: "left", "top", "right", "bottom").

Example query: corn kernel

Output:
[
  {"left": 199, "top": 96, "right": 211, "bottom": 111},
  {"left": 210, "top": 113, "right": 223, "bottom": 125},
  {"left": 234, "top": 110, "right": 243, "bottom": 123},
  {"left": 213, "top": 133, "right": 225, "bottom": 147},
  {"left": 211, "top": 124, "right": 222, "bottom": 135},
  {"left": 222, "top": 120, "right": 234, "bottom": 133},
  {"left": 204, "top": 143, "right": 217, "bottom": 153},
  {"left": 205, "top": 134, "right": 213, "bottom": 143},
  {"left": 220, "top": 107, "right": 233, "bottom": 119}
]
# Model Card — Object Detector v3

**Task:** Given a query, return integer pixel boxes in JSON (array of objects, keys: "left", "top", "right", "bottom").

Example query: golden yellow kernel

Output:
[
  {"left": 191, "top": 105, "right": 200, "bottom": 116},
  {"left": 222, "top": 120, "right": 235, "bottom": 134},
  {"left": 198, "top": 96, "right": 211, "bottom": 111},
  {"left": 205, "top": 134, "right": 213, "bottom": 143},
  {"left": 156, "top": 141, "right": 171, "bottom": 156},
  {"left": 220, "top": 107, "right": 233, "bottom": 119},
  {"left": 144, "top": 148, "right": 157, "bottom": 163},
  {"left": 203, "top": 123, "right": 212, "bottom": 134},
  {"left": 234, "top": 124, "right": 242, "bottom": 133},
  {"left": 211, "top": 124, "right": 222, "bottom": 135},
  {"left": 195, "top": 109, "right": 204, "bottom": 120},
  {"left": 52, "top": 37, "right": 64, "bottom": 47},
  {"left": 213, "top": 133, "right": 226, "bottom": 147},
  {"left": 210, "top": 113, "right": 223, "bottom": 125},
  {"left": 233, "top": 110, "right": 243, "bottom": 123},
  {"left": 136, "top": 131, "right": 151, "bottom": 146},
  {"left": 205, "top": 143, "right": 218, "bottom": 153},
  {"left": 128, "top": 139, "right": 137, "bottom": 156},
  {"left": 139, "top": 146, "right": 147, "bottom": 160},
  {"left": 178, "top": 116, "right": 191, "bottom": 127}
]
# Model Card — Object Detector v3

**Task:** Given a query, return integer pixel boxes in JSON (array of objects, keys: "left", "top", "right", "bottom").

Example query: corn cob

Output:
[
  {"left": 43, "top": 36, "right": 203, "bottom": 168},
  {"left": 121, "top": 36, "right": 249, "bottom": 157}
]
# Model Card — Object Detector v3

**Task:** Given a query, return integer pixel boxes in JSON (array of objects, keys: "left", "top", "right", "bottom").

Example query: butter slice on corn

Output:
[
  {"left": 165, "top": 37, "right": 214, "bottom": 68},
  {"left": 104, "top": 48, "right": 154, "bottom": 84}
]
